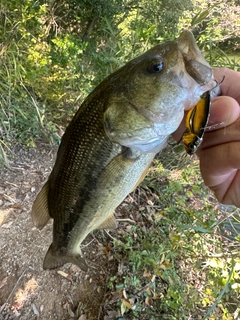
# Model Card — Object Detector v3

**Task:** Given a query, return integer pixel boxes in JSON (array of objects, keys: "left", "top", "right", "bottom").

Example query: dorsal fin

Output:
[
  {"left": 31, "top": 181, "right": 51, "bottom": 229},
  {"left": 96, "top": 213, "right": 117, "bottom": 230}
]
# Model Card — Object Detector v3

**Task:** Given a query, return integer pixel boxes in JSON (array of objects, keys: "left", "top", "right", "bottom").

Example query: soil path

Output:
[{"left": 0, "top": 144, "right": 117, "bottom": 320}]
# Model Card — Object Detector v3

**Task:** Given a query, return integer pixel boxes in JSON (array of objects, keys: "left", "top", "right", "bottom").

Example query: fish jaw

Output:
[
  {"left": 176, "top": 30, "right": 220, "bottom": 103},
  {"left": 104, "top": 31, "right": 217, "bottom": 153}
]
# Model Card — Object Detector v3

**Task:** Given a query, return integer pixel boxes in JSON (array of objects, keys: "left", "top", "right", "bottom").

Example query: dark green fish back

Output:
[{"left": 47, "top": 95, "right": 121, "bottom": 252}]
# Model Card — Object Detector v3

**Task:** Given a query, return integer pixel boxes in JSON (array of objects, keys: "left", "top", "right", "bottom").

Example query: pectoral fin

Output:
[
  {"left": 43, "top": 244, "right": 88, "bottom": 271},
  {"left": 96, "top": 213, "right": 117, "bottom": 230},
  {"left": 31, "top": 181, "right": 51, "bottom": 229}
]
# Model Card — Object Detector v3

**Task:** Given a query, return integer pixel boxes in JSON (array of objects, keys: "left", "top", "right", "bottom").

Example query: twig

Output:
[
  {"left": 80, "top": 238, "right": 95, "bottom": 248},
  {"left": 116, "top": 218, "right": 136, "bottom": 224},
  {"left": 104, "top": 230, "right": 116, "bottom": 240}
]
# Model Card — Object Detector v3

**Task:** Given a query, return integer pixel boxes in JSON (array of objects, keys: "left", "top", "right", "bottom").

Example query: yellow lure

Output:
[{"left": 182, "top": 91, "right": 210, "bottom": 155}]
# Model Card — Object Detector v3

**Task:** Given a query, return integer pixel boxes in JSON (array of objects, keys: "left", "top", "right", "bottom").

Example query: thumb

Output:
[{"left": 207, "top": 96, "right": 240, "bottom": 129}]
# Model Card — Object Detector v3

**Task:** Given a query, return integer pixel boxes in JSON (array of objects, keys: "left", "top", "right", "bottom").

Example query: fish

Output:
[
  {"left": 182, "top": 91, "right": 211, "bottom": 155},
  {"left": 31, "top": 30, "right": 218, "bottom": 271}
]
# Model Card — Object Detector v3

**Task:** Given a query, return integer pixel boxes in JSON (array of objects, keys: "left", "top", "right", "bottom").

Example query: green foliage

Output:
[
  {"left": 0, "top": 1, "right": 239, "bottom": 318},
  {"left": 181, "top": 0, "right": 240, "bottom": 55},
  {"left": 124, "top": 0, "right": 193, "bottom": 44},
  {"left": 0, "top": 0, "right": 239, "bottom": 156},
  {"left": 106, "top": 149, "right": 240, "bottom": 319}
]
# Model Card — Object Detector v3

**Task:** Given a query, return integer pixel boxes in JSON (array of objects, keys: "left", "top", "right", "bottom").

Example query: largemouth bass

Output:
[{"left": 32, "top": 31, "right": 218, "bottom": 271}]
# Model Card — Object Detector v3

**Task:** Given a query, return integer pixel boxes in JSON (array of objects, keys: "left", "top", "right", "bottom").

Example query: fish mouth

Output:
[
  {"left": 104, "top": 31, "right": 220, "bottom": 153},
  {"left": 177, "top": 31, "right": 213, "bottom": 86}
]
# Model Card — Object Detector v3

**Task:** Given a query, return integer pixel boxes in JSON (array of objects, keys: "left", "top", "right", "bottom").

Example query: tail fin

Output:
[{"left": 43, "top": 244, "right": 88, "bottom": 272}]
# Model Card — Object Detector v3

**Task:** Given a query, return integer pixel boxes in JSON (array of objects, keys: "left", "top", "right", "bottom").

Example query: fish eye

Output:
[{"left": 147, "top": 60, "right": 164, "bottom": 74}]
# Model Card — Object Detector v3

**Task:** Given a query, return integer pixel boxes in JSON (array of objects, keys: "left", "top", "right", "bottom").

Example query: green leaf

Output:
[
  {"left": 182, "top": 225, "right": 214, "bottom": 234},
  {"left": 191, "top": 10, "right": 210, "bottom": 26}
]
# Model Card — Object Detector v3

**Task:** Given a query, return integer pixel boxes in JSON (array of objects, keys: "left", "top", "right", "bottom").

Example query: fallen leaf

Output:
[
  {"left": 120, "top": 301, "right": 126, "bottom": 316},
  {"left": 159, "top": 253, "right": 165, "bottom": 265},
  {"left": 11, "top": 203, "right": 22, "bottom": 209},
  {"left": 57, "top": 270, "right": 72, "bottom": 281},
  {"left": 122, "top": 288, "right": 128, "bottom": 299},
  {"left": 31, "top": 303, "right": 39, "bottom": 316},
  {"left": 0, "top": 276, "right": 8, "bottom": 289},
  {"left": 151, "top": 274, "right": 156, "bottom": 282},
  {"left": 67, "top": 303, "right": 75, "bottom": 317},
  {"left": 152, "top": 292, "right": 163, "bottom": 300},
  {"left": 13, "top": 278, "right": 38, "bottom": 309},
  {"left": 105, "top": 245, "right": 112, "bottom": 252},
  {"left": 121, "top": 298, "right": 136, "bottom": 310},
  {"left": 1, "top": 221, "right": 13, "bottom": 229},
  {"left": 145, "top": 296, "right": 153, "bottom": 307},
  {"left": 145, "top": 287, "right": 152, "bottom": 296},
  {"left": 143, "top": 269, "right": 151, "bottom": 277}
]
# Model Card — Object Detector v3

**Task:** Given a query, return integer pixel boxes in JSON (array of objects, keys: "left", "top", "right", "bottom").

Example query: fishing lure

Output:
[
  {"left": 181, "top": 76, "right": 224, "bottom": 155},
  {"left": 182, "top": 91, "right": 210, "bottom": 155}
]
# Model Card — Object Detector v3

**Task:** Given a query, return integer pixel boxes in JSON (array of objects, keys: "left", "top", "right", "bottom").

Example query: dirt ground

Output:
[{"left": 0, "top": 143, "right": 121, "bottom": 320}]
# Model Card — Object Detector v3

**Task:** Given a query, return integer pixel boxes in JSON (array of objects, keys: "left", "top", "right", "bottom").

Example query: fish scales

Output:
[
  {"left": 32, "top": 31, "right": 219, "bottom": 271},
  {"left": 48, "top": 100, "right": 121, "bottom": 253}
]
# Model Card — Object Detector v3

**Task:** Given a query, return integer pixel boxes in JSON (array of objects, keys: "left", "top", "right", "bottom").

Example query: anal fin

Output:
[
  {"left": 31, "top": 181, "right": 51, "bottom": 229},
  {"left": 96, "top": 213, "right": 117, "bottom": 230}
]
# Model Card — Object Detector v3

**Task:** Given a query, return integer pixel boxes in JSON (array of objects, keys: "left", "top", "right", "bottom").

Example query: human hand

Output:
[{"left": 173, "top": 67, "right": 240, "bottom": 207}]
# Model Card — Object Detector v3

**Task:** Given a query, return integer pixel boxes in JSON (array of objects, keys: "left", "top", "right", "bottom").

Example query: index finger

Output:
[{"left": 214, "top": 68, "right": 240, "bottom": 104}]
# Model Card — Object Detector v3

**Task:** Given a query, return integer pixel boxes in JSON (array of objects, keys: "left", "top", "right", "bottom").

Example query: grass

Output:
[
  {"left": 0, "top": 4, "right": 240, "bottom": 318},
  {"left": 103, "top": 145, "right": 240, "bottom": 319},
  {"left": 1, "top": 46, "right": 239, "bottom": 317}
]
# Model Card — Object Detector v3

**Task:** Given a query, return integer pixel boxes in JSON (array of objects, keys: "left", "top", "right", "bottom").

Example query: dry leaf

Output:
[
  {"left": 1, "top": 221, "right": 13, "bottom": 229},
  {"left": 11, "top": 203, "right": 22, "bottom": 209},
  {"left": 145, "top": 296, "right": 153, "bottom": 307},
  {"left": 13, "top": 278, "right": 38, "bottom": 309},
  {"left": 31, "top": 303, "right": 39, "bottom": 316},
  {"left": 152, "top": 292, "right": 163, "bottom": 300},
  {"left": 122, "top": 289, "right": 128, "bottom": 299},
  {"left": 67, "top": 303, "right": 75, "bottom": 317},
  {"left": 121, "top": 298, "right": 136, "bottom": 310},
  {"left": 159, "top": 253, "right": 165, "bottom": 265},
  {"left": 145, "top": 287, "right": 152, "bottom": 296},
  {"left": 120, "top": 290, "right": 136, "bottom": 314},
  {"left": 105, "top": 245, "right": 111, "bottom": 252},
  {"left": 151, "top": 274, "right": 156, "bottom": 282},
  {"left": 0, "top": 276, "right": 8, "bottom": 289},
  {"left": 121, "top": 301, "right": 126, "bottom": 316},
  {"left": 57, "top": 270, "right": 72, "bottom": 281},
  {"left": 143, "top": 269, "right": 151, "bottom": 277}
]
